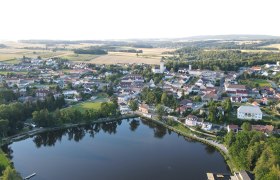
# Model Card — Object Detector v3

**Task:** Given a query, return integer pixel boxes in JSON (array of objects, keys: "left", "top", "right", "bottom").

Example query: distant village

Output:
[{"left": 1, "top": 57, "right": 280, "bottom": 136}]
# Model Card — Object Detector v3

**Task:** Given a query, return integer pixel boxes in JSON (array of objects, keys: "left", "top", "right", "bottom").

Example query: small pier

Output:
[{"left": 24, "top": 173, "right": 36, "bottom": 180}]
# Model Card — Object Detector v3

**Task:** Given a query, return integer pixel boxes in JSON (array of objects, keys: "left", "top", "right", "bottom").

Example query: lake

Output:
[{"left": 3, "top": 118, "right": 230, "bottom": 180}]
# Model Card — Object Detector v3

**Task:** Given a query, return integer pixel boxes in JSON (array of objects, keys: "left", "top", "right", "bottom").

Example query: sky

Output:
[{"left": 0, "top": 0, "right": 280, "bottom": 40}]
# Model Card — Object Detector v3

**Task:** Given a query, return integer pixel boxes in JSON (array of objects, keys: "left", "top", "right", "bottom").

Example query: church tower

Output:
[{"left": 160, "top": 60, "right": 165, "bottom": 73}]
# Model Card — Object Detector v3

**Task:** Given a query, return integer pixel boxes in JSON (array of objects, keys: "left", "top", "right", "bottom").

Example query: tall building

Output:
[
  {"left": 160, "top": 59, "right": 165, "bottom": 73},
  {"left": 152, "top": 60, "right": 166, "bottom": 74}
]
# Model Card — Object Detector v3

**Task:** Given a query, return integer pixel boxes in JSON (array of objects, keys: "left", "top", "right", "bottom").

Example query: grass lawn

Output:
[
  {"left": 70, "top": 93, "right": 109, "bottom": 112},
  {"left": 71, "top": 101, "right": 102, "bottom": 112},
  {"left": 239, "top": 79, "right": 271, "bottom": 88},
  {"left": 79, "top": 102, "right": 102, "bottom": 109},
  {"left": 254, "top": 79, "right": 272, "bottom": 87}
]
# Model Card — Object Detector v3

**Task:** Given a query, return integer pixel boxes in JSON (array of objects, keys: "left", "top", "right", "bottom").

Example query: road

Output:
[{"left": 193, "top": 134, "right": 228, "bottom": 154}]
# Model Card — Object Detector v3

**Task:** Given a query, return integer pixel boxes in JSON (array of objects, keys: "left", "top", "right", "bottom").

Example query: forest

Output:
[
  {"left": 164, "top": 50, "right": 280, "bottom": 71},
  {"left": 74, "top": 48, "right": 108, "bottom": 55},
  {"left": 0, "top": 93, "right": 65, "bottom": 137},
  {"left": 224, "top": 124, "right": 280, "bottom": 180}
]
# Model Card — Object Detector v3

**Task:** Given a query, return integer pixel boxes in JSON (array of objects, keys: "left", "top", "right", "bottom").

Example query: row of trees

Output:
[
  {"left": 32, "top": 102, "right": 119, "bottom": 127},
  {"left": 74, "top": 48, "right": 108, "bottom": 55},
  {"left": 224, "top": 124, "right": 280, "bottom": 179}
]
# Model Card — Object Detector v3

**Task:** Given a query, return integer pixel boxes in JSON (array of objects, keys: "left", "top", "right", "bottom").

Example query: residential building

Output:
[
  {"left": 237, "top": 106, "right": 263, "bottom": 120},
  {"left": 185, "top": 115, "right": 200, "bottom": 126},
  {"left": 139, "top": 104, "right": 149, "bottom": 114},
  {"left": 227, "top": 125, "right": 239, "bottom": 133}
]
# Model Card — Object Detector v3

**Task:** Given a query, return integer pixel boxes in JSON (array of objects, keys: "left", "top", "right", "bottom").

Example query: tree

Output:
[
  {"left": 129, "top": 100, "right": 138, "bottom": 112},
  {"left": 208, "top": 101, "right": 217, "bottom": 122},
  {"left": 161, "top": 92, "right": 168, "bottom": 105},
  {"left": 107, "top": 86, "right": 114, "bottom": 97},
  {"left": 0, "top": 119, "right": 9, "bottom": 137},
  {"left": 224, "top": 131, "right": 235, "bottom": 147},
  {"left": 156, "top": 105, "right": 165, "bottom": 121},
  {"left": 147, "top": 92, "right": 156, "bottom": 104},
  {"left": 223, "top": 98, "right": 232, "bottom": 113},
  {"left": 1, "top": 166, "right": 22, "bottom": 180},
  {"left": 241, "top": 122, "right": 251, "bottom": 131}
]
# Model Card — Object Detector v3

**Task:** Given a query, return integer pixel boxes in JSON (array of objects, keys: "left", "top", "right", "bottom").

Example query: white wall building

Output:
[
  {"left": 152, "top": 60, "right": 165, "bottom": 74},
  {"left": 237, "top": 105, "right": 263, "bottom": 120}
]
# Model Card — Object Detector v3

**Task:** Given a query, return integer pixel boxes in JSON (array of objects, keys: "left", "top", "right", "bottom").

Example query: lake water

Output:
[{"left": 3, "top": 118, "right": 230, "bottom": 180}]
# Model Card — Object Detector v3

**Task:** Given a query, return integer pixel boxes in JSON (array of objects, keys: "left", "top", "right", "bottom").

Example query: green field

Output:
[
  {"left": 239, "top": 79, "right": 271, "bottom": 88},
  {"left": 74, "top": 101, "right": 102, "bottom": 110},
  {"left": 71, "top": 94, "right": 109, "bottom": 112},
  {"left": 254, "top": 79, "right": 272, "bottom": 87}
]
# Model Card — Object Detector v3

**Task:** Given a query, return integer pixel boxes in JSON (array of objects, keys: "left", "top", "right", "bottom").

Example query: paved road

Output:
[{"left": 194, "top": 135, "right": 228, "bottom": 154}]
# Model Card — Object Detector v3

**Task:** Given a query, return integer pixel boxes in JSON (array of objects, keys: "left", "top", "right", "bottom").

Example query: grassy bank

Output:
[{"left": 0, "top": 150, "right": 10, "bottom": 175}]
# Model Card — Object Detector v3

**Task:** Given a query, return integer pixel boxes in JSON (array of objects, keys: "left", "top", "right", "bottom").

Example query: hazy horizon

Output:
[{"left": 1, "top": 0, "right": 280, "bottom": 40}]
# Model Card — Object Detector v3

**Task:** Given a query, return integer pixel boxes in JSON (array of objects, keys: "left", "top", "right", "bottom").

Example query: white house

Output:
[
  {"left": 119, "top": 103, "right": 130, "bottom": 114},
  {"left": 185, "top": 115, "right": 202, "bottom": 126},
  {"left": 237, "top": 105, "right": 263, "bottom": 120},
  {"left": 202, "top": 122, "right": 212, "bottom": 131}
]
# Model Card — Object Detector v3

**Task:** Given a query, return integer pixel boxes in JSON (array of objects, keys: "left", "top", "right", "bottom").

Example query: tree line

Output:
[
  {"left": 74, "top": 48, "right": 108, "bottom": 55},
  {"left": 164, "top": 52, "right": 279, "bottom": 71},
  {"left": 32, "top": 101, "right": 119, "bottom": 128},
  {"left": 0, "top": 94, "right": 65, "bottom": 137}
]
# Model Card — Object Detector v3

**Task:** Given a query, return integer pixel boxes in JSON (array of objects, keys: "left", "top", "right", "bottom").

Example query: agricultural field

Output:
[
  {"left": 89, "top": 54, "right": 160, "bottom": 65},
  {"left": 263, "top": 43, "right": 280, "bottom": 50},
  {"left": 0, "top": 41, "right": 175, "bottom": 65},
  {"left": 240, "top": 49, "right": 279, "bottom": 53},
  {"left": 61, "top": 54, "right": 99, "bottom": 62},
  {"left": 89, "top": 48, "right": 174, "bottom": 65},
  {"left": 0, "top": 46, "right": 71, "bottom": 63}
]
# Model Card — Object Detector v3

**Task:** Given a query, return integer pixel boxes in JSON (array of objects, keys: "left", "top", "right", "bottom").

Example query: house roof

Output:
[
  {"left": 227, "top": 84, "right": 246, "bottom": 90},
  {"left": 180, "top": 99, "right": 192, "bottom": 105},
  {"left": 228, "top": 124, "right": 239, "bottom": 129},
  {"left": 186, "top": 115, "right": 199, "bottom": 121},
  {"left": 251, "top": 125, "right": 274, "bottom": 133},
  {"left": 238, "top": 105, "right": 262, "bottom": 114},
  {"left": 139, "top": 104, "right": 149, "bottom": 109}
]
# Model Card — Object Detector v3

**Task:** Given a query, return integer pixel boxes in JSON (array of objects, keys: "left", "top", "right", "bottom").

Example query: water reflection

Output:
[
  {"left": 129, "top": 120, "right": 140, "bottom": 132},
  {"left": 205, "top": 145, "right": 216, "bottom": 154},
  {"left": 2, "top": 118, "right": 231, "bottom": 180}
]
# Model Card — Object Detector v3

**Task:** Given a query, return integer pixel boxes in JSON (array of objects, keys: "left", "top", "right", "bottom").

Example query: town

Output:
[
  {"left": 1, "top": 57, "right": 279, "bottom": 135},
  {"left": 0, "top": 42, "right": 279, "bottom": 180}
]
